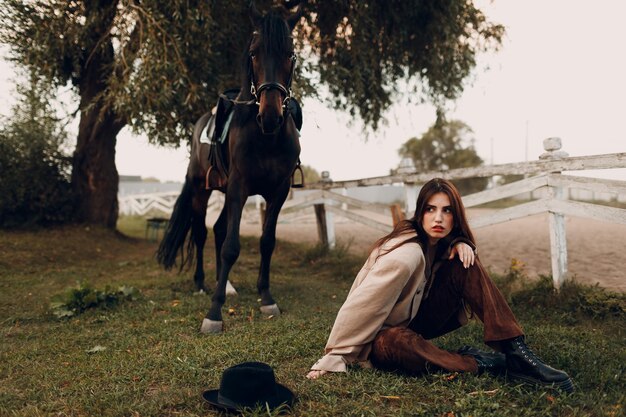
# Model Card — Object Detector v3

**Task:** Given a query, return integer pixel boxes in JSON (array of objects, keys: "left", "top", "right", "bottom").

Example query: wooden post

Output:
[
  {"left": 404, "top": 183, "right": 419, "bottom": 216},
  {"left": 314, "top": 202, "right": 336, "bottom": 249},
  {"left": 548, "top": 187, "right": 568, "bottom": 289},
  {"left": 540, "top": 137, "right": 569, "bottom": 289},
  {"left": 390, "top": 204, "right": 406, "bottom": 227},
  {"left": 257, "top": 196, "right": 267, "bottom": 227}
]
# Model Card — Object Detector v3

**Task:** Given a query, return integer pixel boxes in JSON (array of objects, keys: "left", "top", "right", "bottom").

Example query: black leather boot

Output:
[
  {"left": 457, "top": 346, "right": 506, "bottom": 375},
  {"left": 502, "top": 336, "right": 574, "bottom": 393}
]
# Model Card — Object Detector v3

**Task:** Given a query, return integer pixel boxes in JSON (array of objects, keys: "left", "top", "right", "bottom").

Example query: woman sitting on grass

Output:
[{"left": 306, "top": 178, "right": 573, "bottom": 393}]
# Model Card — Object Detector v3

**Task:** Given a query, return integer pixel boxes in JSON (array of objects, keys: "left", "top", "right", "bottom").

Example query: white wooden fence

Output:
[
  {"left": 118, "top": 137, "right": 626, "bottom": 289},
  {"left": 119, "top": 190, "right": 224, "bottom": 216},
  {"left": 297, "top": 137, "right": 626, "bottom": 289}
]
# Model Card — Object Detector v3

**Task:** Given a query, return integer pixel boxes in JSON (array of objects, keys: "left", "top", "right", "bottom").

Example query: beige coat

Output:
[{"left": 311, "top": 231, "right": 427, "bottom": 372}]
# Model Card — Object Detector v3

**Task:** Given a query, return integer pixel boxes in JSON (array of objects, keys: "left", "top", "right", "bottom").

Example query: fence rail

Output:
[{"left": 306, "top": 151, "right": 626, "bottom": 189}]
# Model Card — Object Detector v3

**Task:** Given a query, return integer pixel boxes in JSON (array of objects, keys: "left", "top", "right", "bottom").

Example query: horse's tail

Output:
[{"left": 156, "top": 178, "right": 195, "bottom": 271}]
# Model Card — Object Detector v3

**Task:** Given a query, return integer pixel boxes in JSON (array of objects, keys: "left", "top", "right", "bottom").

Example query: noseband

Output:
[{"left": 249, "top": 51, "right": 297, "bottom": 111}]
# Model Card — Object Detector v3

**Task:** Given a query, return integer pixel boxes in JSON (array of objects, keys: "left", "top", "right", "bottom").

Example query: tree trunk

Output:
[{"left": 71, "top": 106, "right": 124, "bottom": 228}]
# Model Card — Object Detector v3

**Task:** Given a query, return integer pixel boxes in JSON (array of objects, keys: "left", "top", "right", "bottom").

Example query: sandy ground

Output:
[{"left": 226, "top": 207, "right": 626, "bottom": 292}]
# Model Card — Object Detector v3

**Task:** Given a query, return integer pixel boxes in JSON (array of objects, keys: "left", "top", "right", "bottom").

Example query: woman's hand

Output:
[
  {"left": 449, "top": 242, "right": 475, "bottom": 269},
  {"left": 306, "top": 370, "right": 328, "bottom": 380}
]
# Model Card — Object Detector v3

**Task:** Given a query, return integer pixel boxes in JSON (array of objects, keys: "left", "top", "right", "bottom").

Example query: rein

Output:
[{"left": 219, "top": 95, "right": 257, "bottom": 106}]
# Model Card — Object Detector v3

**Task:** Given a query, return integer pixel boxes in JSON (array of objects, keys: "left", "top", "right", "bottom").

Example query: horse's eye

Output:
[{"left": 249, "top": 52, "right": 256, "bottom": 59}]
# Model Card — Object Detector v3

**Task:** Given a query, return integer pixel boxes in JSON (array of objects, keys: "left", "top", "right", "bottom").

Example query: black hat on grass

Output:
[{"left": 202, "top": 362, "right": 296, "bottom": 413}]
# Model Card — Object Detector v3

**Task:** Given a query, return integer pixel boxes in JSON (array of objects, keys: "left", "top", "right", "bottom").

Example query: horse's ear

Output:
[
  {"left": 249, "top": 1, "right": 263, "bottom": 27},
  {"left": 286, "top": 0, "right": 305, "bottom": 30}
]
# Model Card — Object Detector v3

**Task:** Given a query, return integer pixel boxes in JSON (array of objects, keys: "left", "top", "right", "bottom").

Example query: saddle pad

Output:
[
  {"left": 199, "top": 120, "right": 212, "bottom": 144},
  {"left": 199, "top": 111, "right": 234, "bottom": 145}
]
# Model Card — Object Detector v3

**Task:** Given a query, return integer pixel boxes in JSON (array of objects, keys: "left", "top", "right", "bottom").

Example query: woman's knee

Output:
[
  {"left": 371, "top": 327, "right": 428, "bottom": 373},
  {"left": 372, "top": 327, "right": 403, "bottom": 362},
  {"left": 372, "top": 328, "right": 414, "bottom": 362},
  {"left": 374, "top": 326, "right": 406, "bottom": 346}
]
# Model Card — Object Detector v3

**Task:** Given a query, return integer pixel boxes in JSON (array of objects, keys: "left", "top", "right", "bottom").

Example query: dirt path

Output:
[{"left": 229, "top": 208, "right": 626, "bottom": 292}]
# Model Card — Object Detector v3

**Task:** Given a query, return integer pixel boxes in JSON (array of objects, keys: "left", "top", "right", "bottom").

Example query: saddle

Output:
[
  {"left": 203, "top": 89, "right": 305, "bottom": 191},
  {"left": 203, "top": 89, "right": 238, "bottom": 191}
]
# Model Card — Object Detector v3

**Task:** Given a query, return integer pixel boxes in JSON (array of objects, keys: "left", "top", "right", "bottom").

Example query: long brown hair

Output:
[{"left": 373, "top": 178, "right": 475, "bottom": 255}]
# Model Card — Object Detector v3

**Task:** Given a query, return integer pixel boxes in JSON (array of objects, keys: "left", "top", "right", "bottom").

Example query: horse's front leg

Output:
[
  {"left": 213, "top": 203, "right": 238, "bottom": 296},
  {"left": 257, "top": 183, "right": 291, "bottom": 316},
  {"left": 191, "top": 188, "right": 211, "bottom": 293},
  {"left": 200, "top": 189, "right": 245, "bottom": 334}
]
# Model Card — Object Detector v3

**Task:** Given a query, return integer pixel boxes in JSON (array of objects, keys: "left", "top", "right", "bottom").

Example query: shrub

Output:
[
  {"left": 493, "top": 261, "right": 625, "bottom": 320},
  {"left": 50, "top": 281, "right": 140, "bottom": 319},
  {"left": 0, "top": 75, "right": 75, "bottom": 227}
]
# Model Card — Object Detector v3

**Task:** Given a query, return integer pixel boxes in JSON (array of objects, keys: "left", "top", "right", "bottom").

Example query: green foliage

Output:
[
  {"left": 304, "top": 0, "right": 505, "bottom": 128},
  {"left": 491, "top": 259, "right": 625, "bottom": 321},
  {"left": 0, "top": 0, "right": 504, "bottom": 144},
  {"left": 301, "top": 164, "right": 321, "bottom": 185},
  {"left": 566, "top": 282, "right": 625, "bottom": 318},
  {"left": 490, "top": 258, "right": 528, "bottom": 303},
  {"left": 301, "top": 239, "right": 353, "bottom": 266},
  {"left": 0, "top": 75, "right": 75, "bottom": 227},
  {"left": 50, "top": 281, "right": 140, "bottom": 319},
  {"left": 398, "top": 111, "right": 488, "bottom": 194},
  {"left": 511, "top": 275, "right": 625, "bottom": 320}
]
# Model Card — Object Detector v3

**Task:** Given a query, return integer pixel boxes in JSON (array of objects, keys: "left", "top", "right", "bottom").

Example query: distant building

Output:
[
  {"left": 396, "top": 158, "right": 416, "bottom": 174},
  {"left": 118, "top": 176, "right": 183, "bottom": 196},
  {"left": 119, "top": 175, "right": 142, "bottom": 182}
]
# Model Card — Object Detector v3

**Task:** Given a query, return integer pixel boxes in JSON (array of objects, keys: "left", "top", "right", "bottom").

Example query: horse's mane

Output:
[
  {"left": 240, "top": 7, "right": 293, "bottom": 96},
  {"left": 259, "top": 8, "right": 293, "bottom": 57}
]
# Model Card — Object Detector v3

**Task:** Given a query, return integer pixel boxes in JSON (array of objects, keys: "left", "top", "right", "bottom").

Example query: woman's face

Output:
[{"left": 421, "top": 192, "right": 454, "bottom": 245}]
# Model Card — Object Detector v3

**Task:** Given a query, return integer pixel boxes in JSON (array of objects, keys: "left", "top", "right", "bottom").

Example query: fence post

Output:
[
  {"left": 540, "top": 137, "right": 569, "bottom": 289},
  {"left": 314, "top": 202, "right": 336, "bottom": 249},
  {"left": 390, "top": 204, "right": 406, "bottom": 227},
  {"left": 256, "top": 195, "right": 267, "bottom": 228},
  {"left": 404, "top": 183, "right": 419, "bottom": 216}
]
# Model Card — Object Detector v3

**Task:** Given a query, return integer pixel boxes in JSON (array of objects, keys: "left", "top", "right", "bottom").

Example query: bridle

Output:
[{"left": 248, "top": 36, "right": 297, "bottom": 112}]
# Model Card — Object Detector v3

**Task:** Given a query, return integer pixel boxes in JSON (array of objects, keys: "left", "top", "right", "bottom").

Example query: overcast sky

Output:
[{"left": 1, "top": 0, "right": 624, "bottom": 182}]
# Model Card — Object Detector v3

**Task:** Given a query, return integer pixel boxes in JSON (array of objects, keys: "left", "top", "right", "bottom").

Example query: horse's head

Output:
[{"left": 247, "top": 1, "right": 303, "bottom": 135}]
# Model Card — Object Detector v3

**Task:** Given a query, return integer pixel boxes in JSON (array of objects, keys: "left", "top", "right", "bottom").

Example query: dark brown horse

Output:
[{"left": 157, "top": 2, "right": 303, "bottom": 333}]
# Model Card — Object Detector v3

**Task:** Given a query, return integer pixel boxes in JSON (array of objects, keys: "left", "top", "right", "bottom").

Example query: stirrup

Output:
[
  {"left": 291, "top": 164, "right": 304, "bottom": 188},
  {"left": 205, "top": 166, "right": 227, "bottom": 190}
]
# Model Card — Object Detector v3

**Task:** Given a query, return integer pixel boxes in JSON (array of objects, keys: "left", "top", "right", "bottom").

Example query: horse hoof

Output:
[
  {"left": 226, "top": 280, "right": 238, "bottom": 296},
  {"left": 200, "top": 318, "right": 223, "bottom": 334},
  {"left": 194, "top": 289, "right": 206, "bottom": 296},
  {"left": 259, "top": 303, "right": 281, "bottom": 316}
]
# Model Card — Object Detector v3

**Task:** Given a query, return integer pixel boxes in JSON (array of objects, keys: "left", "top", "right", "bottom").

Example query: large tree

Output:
[{"left": 0, "top": 0, "right": 503, "bottom": 228}]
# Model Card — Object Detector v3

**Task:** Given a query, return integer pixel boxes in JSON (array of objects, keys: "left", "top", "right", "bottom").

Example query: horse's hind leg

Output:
[
  {"left": 257, "top": 185, "right": 290, "bottom": 316},
  {"left": 191, "top": 188, "right": 211, "bottom": 293}
]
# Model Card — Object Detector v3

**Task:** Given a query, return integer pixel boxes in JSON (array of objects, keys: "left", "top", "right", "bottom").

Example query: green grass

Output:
[{"left": 0, "top": 218, "right": 624, "bottom": 416}]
